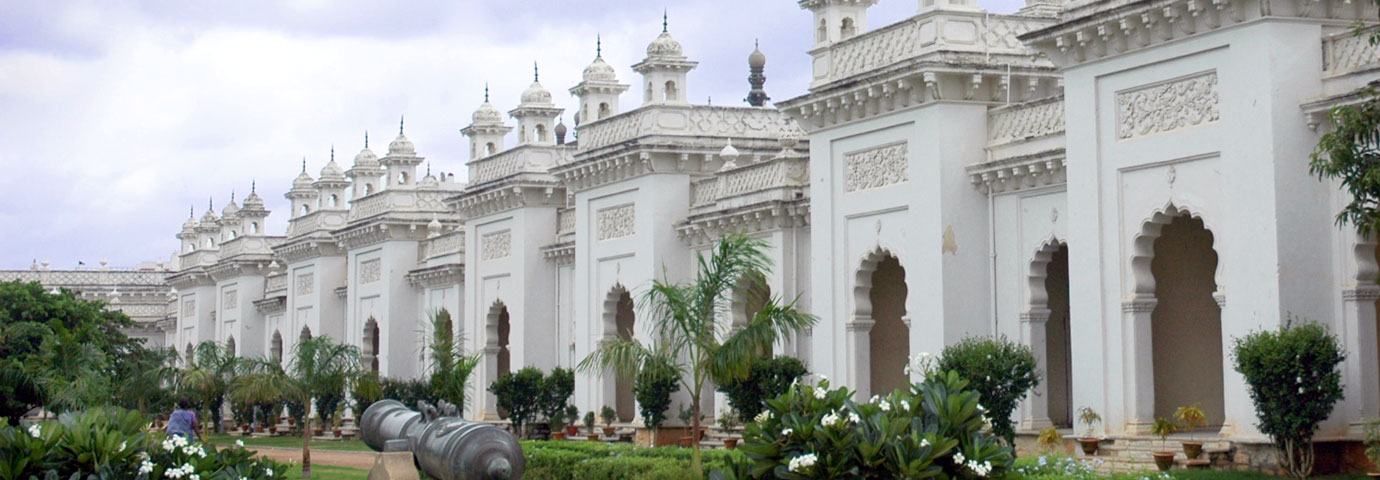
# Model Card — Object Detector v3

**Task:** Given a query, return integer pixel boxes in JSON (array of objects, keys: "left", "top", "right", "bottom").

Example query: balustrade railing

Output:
[{"left": 986, "top": 97, "right": 1065, "bottom": 148}]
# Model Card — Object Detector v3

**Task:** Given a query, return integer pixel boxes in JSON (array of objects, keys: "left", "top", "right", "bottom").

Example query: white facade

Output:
[{"left": 150, "top": 0, "right": 1380, "bottom": 450}]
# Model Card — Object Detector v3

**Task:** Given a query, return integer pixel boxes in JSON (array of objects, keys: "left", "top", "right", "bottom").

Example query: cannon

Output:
[{"left": 360, "top": 399, "right": 524, "bottom": 480}]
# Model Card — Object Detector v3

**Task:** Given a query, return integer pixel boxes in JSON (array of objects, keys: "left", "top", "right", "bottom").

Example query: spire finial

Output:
[
  {"left": 534, "top": 61, "right": 539, "bottom": 82},
  {"left": 364, "top": 131, "right": 369, "bottom": 148},
  {"left": 426, "top": 161, "right": 431, "bottom": 176},
  {"left": 663, "top": 9, "right": 668, "bottom": 32},
  {"left": 484, "top": 83, "right": 490, "bottom": 102},
  {"left": 330, "top": 144, "right": 335, "bottom": 163},
  {"left": 301, "top": 157, "right": 306, "bottom": 173},
  {"left": 596, "top": 35, "right": 602, "bottom": 57},
  {"left": 189, "top": 206, "right": 194, "bottom": 219},
  {"left": 230, "top": 190, "right": 235, "bottom": 203},
  {"left": 251, "top": 180, "right": 256, "bottom": 194},
  {"left": 208, "top": 197, "right": 213, "bottom": 211},
  {"left": 399, "top": 115, "right": 405, "bottom": 134}
]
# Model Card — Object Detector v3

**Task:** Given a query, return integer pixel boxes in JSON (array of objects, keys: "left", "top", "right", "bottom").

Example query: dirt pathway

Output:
[{"left": 243, "top": 446, "right": 379, "bottom": 470}]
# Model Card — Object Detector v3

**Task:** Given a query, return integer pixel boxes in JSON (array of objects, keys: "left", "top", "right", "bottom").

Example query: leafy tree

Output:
[
  {"left": 579, "top": 233, "right": 818, "bottom": 477},
  {"left": 633, "top": 355, "right": 678, "bottom": 430},
  {"left": 181, "top": 341, "right": 242, "bottom": 433},
  {"left": 381, "top": 377, "right": 433, "bottom": 408},
  {"left": 540, "top": 368, "right": 575, "bottom": 426},
  {"left": 426, "top": 309, "right": 481, "bottom": 415},
  {"left": 716, "top": 356, "right": 808, "bottom": 422},
  {"left": 935, "top": 336, "right": 1041, "bottom": 448},
  {"left": 488, "top": 367, "right": 545, "bottom": 437},
  {"left": 1232, "top": 319, "right": 1345, "bottom": 479},
  {"left": 112, "top": 346, "right": 180, "bottom": 414},
  {"left": 231, "top": 336, "right": 360, "bottom": 478},
  {"left": 352, "top": 371, "right": 383, "bottom": 417}
]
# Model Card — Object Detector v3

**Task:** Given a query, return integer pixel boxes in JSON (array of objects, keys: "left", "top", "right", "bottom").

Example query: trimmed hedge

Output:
[{"left": 522, "top": 440, "right": 746, "bottom": 479}]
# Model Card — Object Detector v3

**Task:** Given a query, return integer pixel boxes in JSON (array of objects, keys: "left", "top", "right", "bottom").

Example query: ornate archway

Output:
[
  {"left": 270, "top": 331, "right": 283, "bottom": 364},
  {"left": 363, "top": 317, "right": 380, "bottom": 373},
  {"left": 601, "top": 284, "right": 637, "bottom": 422},
  {"left": 1023, "top": 238, "right": 1071, "bottom": 429},
  {"left": 851, "top": 245, "right": 909, "bottom": 399}
]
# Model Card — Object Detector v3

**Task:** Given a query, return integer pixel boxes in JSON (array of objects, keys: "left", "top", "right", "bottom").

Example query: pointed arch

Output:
[
  {"left": 299, "top": 325, "right": 312, "bottom": 343},
  {"left": 1025, "top": 237, "right": 1071, "bottom": 428},
  {"left": 1128, "top": 202, "right": 1224, "bottom": 296},
  {"left": 363, "top": 317, "right": 380, "bottom": 373},
  {"left": 852, "top": 245, "right": 909, "bottom": 398},
  {"left": 485, "top": 300, "right": 511, "bottom": 377},
  {"left": 271, "top": 330, "right": 283, "bottom": 364},
  {"left": 225, "top": 336, "right": 236, "bottom": 358},
  {"left": 601, "top": 283, "right": 637, "bottom": 422}
]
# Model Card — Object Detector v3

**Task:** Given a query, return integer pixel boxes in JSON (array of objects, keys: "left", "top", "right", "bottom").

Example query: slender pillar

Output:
[
  {"left": 848, "top": 317, "right": 875, "bottom": 399},
  {"left": 1342, "top": 286, "right": 1380, "bottom": 436},
  {"left": 1122, "top": 295, "right": 1157, "bottom": 434},
  {"left": 482, "top": 345, "right": 501, "bottom": 421},
  {"left": 1021, "top": 308, "right": 1053, "bottom": 430}
]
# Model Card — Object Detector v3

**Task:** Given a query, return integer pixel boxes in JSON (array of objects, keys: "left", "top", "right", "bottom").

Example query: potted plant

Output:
[
  {"left": 313, "top": 413, "right": 325, "bottom": 436},
  {"left": 1363, "top": 418, "right": 1379, "bottom": 477},
  {"left": 1174, "top": 403, "right": 1208, "bottom": 459},
  {"left": 564, "top": 405, "right": 579, "bottom": 437},
  {"left": 1037, "top": 426, "right": 1063, "bottom": 454},
  {"left": 600, "top": 405, "right": 617, "bottom": 437},
  {"left": 549, "top": 408, "right": 568, "bottom": 440},
  {"left": 268, "top": 425, "right": 278, "bottom": 435},
  {"left": 1076, "top": 406, "right": 1102, "bottom": 455},
  {"left": 718, "top": 410, "right": 740, "bottom": 450},
  {"left": 332, "top": 408, "right": 343, "bottom": 438},
  {"left": 583, "top": 411, "right": 598, "bottom": 440},
  {"left": 1150, "top": 417, "right": 1178, "bottom": 472}
]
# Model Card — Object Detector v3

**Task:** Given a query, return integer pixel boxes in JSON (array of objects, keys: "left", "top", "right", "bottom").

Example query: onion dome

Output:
[
  {"left": 242, "top": 187, "right": 265, "bottom": 210},
  {"left": 583, "top": 55, "right": 617, "bottom": 83},
  {"left": 388, "top": 116, "right": 416, "bottom": 156},
  {"left": 354, "top": 145, "right": 379, "bottom": 167},
  {"left": 717, "top": 139, "right": 740, "bottom": 172},
  {"left": 521, "top": 81, "right": 553, "bottom": 105},
  {"left": 749, "top": 43, "right": 766, "bottom": 69},
  {"left": 292, "top": 168, "right": 315, "bottom": 191},
  {"left": 554, "top": 119, "right": 568, "bottom": 142},
  {"left": 473, "top": 101, "right": 504, "bottom": 125},
  {"left": 221, "top": 194, "right": 240, "bottom": 217},
  {"left": 181, "top": 208, "right": 197, "bottom": 232},
  {"left": 646, "top": 31, "right": 684, "bottom": 59},
  {"left": 427, "top": 216, "right": 442, "bottom": 238},
  {"left": 320, "top": 158, "right": 346, "bottom": 182},
  {"left": 200, "top": 205, "right": 220, "bottom": 224}
]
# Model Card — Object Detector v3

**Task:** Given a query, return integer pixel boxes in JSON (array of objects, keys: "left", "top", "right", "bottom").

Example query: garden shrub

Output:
[
  {"left": 381, "top": 377, "right": 434, "bottom": 408},
  {"left": 489, "top": 367, "right": 546, "bottom": 437},
  {"left": 634, "top": 356, "right": 678, "bottom": 430},
  {"left": 717, "top": 356, "right": 808, "bottom": 423},
  {"left": 0, "top": 407, "right": 285, "bottom": 479},
  {"left": 541, "top": 367, "right": 575, "bottom": 425},
  {"left": 522, "top": 440, "right": 746, "bottom": 479},
  {"left": 729, "top": 372, "right": 1012, "bottom": 479},
  {"left": 1232, "top": 318, "right": 1345, "bottom": 480},
  {"left": 352, "top": 371, "right": 383, "bottom": 415},
  {"left": 936, "top": 336, "right": 1041, "bottom": 447}
]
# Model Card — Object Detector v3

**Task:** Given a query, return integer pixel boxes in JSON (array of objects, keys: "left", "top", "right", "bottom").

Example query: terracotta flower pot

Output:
[
  {"left": 1078, "top": 438, "right": 1099, "bottom": 456},
  {"left": 333, "top": 429, "right": 341, "bottom": 437},
  {"left": 565, "top": 425, "right": 579, "bottom": 436},
  {"left": 724, "top": 438, "right": 738, "bottom": 450},
  {"left": 287, "top": 418, "right": 295, "bottom": 426},
  {"left": 602, "top": 426, "right": 616, "bottom": 437},
  {"left": 679, "top": 437, "right": 694, "bottom": 448},
  {"left": 255, "top": 426, "right": 264, "bottom": 433},
  {"left": 587, "top": 434, "right": 600, "bottom": 441},
  {"left": 1181, "top": 441, "right": 1203, "bottom": 459},
  {"left": 269, "top": 426, "right": 277, "bottom": 434},
  {"left": 1152, "top": 452, "right": 1176, "bottom": 472},
  {"left": 552, "top": 432, "right": 566, "bottom": 440}
]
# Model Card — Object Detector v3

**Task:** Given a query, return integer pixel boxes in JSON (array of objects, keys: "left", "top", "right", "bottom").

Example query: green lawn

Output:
[
  {"left": 206, "top": 433, "right": 373, "bottom": 452},
  {"left": 281, "top": 463, "right": 370, "bottom": 480}
]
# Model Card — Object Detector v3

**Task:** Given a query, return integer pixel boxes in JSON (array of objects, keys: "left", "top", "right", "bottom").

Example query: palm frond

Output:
[{"left": 577, "top": 338, "right": 651, "bottom": 379}]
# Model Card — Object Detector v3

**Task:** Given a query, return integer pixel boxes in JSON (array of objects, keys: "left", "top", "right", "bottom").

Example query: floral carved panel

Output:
[
  {"left": 482, "top": 230, "right": 512, "bottom": 260},
  {"left": 223, "top": 290, "right": 237, "bottom": 310},
  {"left": 360, "top": 259, "right": 381, "bottom": 284},
  {"left": 844, "top": 142, "right": 909, "bottom": 193},
  {"left": 182, "top": 298, "right": 196, "bottom": 317},
  {"left": 1116, "top": 71, "right": 1219, "bottom": 140},
  {"left": 296, "top": 273, "right": 314, "bottom": 296},
  {"left": 597, "top": 204, "right": 636, "bottom": 241}
]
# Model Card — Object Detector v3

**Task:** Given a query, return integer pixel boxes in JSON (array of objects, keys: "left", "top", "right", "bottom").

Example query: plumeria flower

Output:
[
  {"left": 265, "top": 468, "right": 274, "bottom": 476},
  {"left": 920, "top": 438, "right": 931, "bottom": 448},
  {"left": 27, "top": 424, "right": 40, "bottom": 438},
  {"left": 976, "top": 404, "right": 986, "bottom": 412},
  {"left": 878, "top": 400, "right": 891, "bottom": 412},
  {"left": 139, "top": 460, "right": 154, "bottom": 474},
  {"left": 813, "top": 387, "right": 827, "bottom": 400},
  {"left": 119, "top": 441, "right": 127, "bottom": 451},
  {"left": 189, "top": 474, "right": 201, "bottom": 480},
  {"left": 236, "top": 439, "right": 245, "bottom": 447},
  {"left": 900, "top": 400, "right": 911, "bottom": 411},
  {"left": 788, "top": 453, "right": 818, "bottom": 473},
  {"left": 754, "top": 411, "right": 771, "bottom": 423},
  {"left": 954, "top": 451, "right": 966, "bottom": 464},
  {"left": 782, "top": 428, "right": 794, "bottom": 436}
]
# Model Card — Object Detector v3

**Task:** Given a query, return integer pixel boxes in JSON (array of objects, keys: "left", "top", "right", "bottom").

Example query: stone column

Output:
[
  {"left": 1342, "top": 286, "right": 1380, "bottom": 437},
  {"left": 1021, "top": 308, "right": 1053, "bottom": 430},
  {"left": 1122, "top": 295, "right": 1157, "bottom": 434},
  {"left": 847, "top": 317, "right": 875, "bottom": 399},
  {"left": 481, "top": 345, "right": 501, "bottom": 421}
]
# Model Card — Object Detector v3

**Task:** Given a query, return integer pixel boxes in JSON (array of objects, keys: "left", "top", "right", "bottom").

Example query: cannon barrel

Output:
[{"left": 360, "top": 400, "right": 524, "bottom": 480}]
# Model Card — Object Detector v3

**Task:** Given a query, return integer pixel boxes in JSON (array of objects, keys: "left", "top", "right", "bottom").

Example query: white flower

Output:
[
  {"left": 782, "top": 428, "right": 794, "bottom": 436},
  {"left": 954, "top": 451, "right": 966, "bottom": 464},
  {"left": 878, "top": 400, "right": 891, "bottom": 412},
  {"left": 235, "top": 439, "right": 245, "bottom": 447},
  {"left": 139, "top": 460, "right": 154, "bottom": 474},
  {"left": 976, "top": 404, "right": 986, "bottom": 412},
  {"left": 754, "top": 411, "right": 771, "bottom": 424},
  {"left": 27, "top": 424, "right": 40, "bottom": 438},
  {"left": 900, "top": 400, "right": 911, "bottom": 411},
  {"left": 265, "top": 468, "right": 274, "bottom": 476},
  {"left": 189, "top": 474, "right": 201, "bottom": 480},
  {"left": 869, "top": 395, "right": 880, "bottom": 404},
  {"left": 821, "top": 411, "right": 840, "bottom": 427},
  {"left": 920, "top": 438, "right": 930, "bottom": 448},
  {"left": 136, "top": 452, "right": 148, "bottom": 461},
  {"left": 788, "top": 453, "right": 818, "bottom": 473},
  {"left": 813, "top": 387, "right": 827, "bottom": 400},
  {"left": 119, "top": 441, "right": 127, "bottom": 451},
  {"left": 848, "top": 412, "right": 861, "bottom": 424}
]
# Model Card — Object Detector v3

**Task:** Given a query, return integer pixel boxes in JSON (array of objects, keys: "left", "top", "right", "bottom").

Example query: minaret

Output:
[
  {"left": 570, "top": 36, "right": 630, "bottom": 124},
  {"left": 346, "top": 132, "right": 384, "bottom": 199},
  {"left": 239, "top": 181, "right": 270, "bottom": 237},
  {"left": 509, "top": 64, "right": 563, "bottom": 146},
  {"left": 177, "top": 207, "right": 198, "bottom": 253},
  {"left": 632, "top": 12, "right": 698, "bottom": 106},
  {"left": 286, "top": 159, "right": 318, "bottom": 220},
  {"left": 382, "top": 116, "right": 424, "bottom": 186},
  {"left": 745, "top": 41, "right": 769, "bottom": 107},
  {"left": 461, "top": 85, "right": 513, "bottom": 160},
  {"left": 195, "top": 198, "right": 221, "bottom": 250},
  {"left": 219, "top": 192, "right": 241, "bottom": 241},
  {"left": 799, "top": 0, "right": 880, "bottom": 47},
  {"left": 315, "top": 146, "right": 350, "bottom": 210}
]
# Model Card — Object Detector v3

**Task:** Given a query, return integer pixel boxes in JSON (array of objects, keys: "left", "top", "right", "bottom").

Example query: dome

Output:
[
  {"left": 181, "top": 216, "right": 197, "bottom": 231},
  {"left": 748, "top": 44, "right": 766, "bottom": 69},
  {"left": 292, "top": 170, "right": 315, "bottom": 190},
  {"left": 554, "top": 121, "right": 568, "bottom": 136},
  {"left": 646, "top": 31, "right": 684, "bottom": 59},
  {"left": 419, "top": 173, "right": 440, "bottom": 189},
  {"left": 520, "top": 81, "right": 553, "bottom": 105},
  {"left": 221, "top": 198, "right": 240, "bottom": 217},
  {"left": 242, "top": 191, "right": 265, "bottom": 210},
  {"left": 353, "top": 146, "right": 379, "bottom": 166},
  {"left": 320, "top": 159, "right": 346, "bottom": 181},
  {"left": 582, "top": 56, "right": 617, "bottom": 83},
  {"left": 200, "top": 208, "right": 220, "bottom": 224},
  {"left": 719, "top": 140, "right": 739, "bottom": 162},
  {"left": 472, "top": 101, "right": 504, "bottom": 125},
  {"left": 388, "top": 132, "right": 416, "bottom": 156}
]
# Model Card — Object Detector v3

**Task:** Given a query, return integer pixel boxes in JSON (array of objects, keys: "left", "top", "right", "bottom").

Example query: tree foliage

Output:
[
  {"left": 426, "top": 309, "right": 482, "bottom": 416},
  {"left": 716, "top": 356, "right": 808, "bottom": 423},
  {"left": 1232, "top": 319, "right": 1345, "bottom": 479},
  {"left": 489, "top": 367, "right": 546, "bottom": 437},
  {"left": 579, "top": 233, "right": 818, "bottom": 477},
  {"left": 935, "top": 336, "right": 1041, "bottom": 448},
  {"left": 633, "top": 356, "right": 678, "bottom": 430},
  {"left": 1311, "top": 86, "right": 1380, "bottom": 235}
]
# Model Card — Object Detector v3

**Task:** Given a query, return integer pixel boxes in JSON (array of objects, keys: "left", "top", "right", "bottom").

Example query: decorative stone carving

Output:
[
  {"left": 224, "top": 290, "right": 237, "bottom": 310},
  {"left": 482, "top": 230, "right": 512, "bottom": 260},
  {"left": 845, "top": 143, "right": 909, "bottom": 193},
  {"left": 296, "top": 273, "right": 314, "bottom": 296},
  {"left": 361, "top": 259, "right": 382, "bottom": 284},
  {"left": 597, "top": 204, "right": 636, "bottom": 241},
  {"left": 182, "top": 298, "right": 196, "bottom": 317},
  {"left": 1116, "top": 71, "right": 1219, "bottom": 140}
]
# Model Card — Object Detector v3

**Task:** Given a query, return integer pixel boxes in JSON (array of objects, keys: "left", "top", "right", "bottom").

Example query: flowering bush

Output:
[
  {"left": 717, "top": 356, "right": 809, "bottom": 422},
  {"left": 0, "top": 407, "right": 285, "bottom": 479},
  {"left": 726, "top": 370, "right": 1013, "bottom": 479},
  {"left": 935, "top": 336, "right": 1041, "bottom": 447}
]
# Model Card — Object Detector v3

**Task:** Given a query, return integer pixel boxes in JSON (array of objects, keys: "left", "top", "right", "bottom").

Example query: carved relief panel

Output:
[
  {"left": 296, "top": 273, "right": 314, "bottom": 296},
  {"left": 482, "top": 230, "right": 512, "bottom": 260},
  {"left": 597, "top": 204, "right": 636, "bottom": 241},
  {"left": 1116, "top": 71, "right": 1219, "bottom": 140},
  {"left": 845, "top": 142, "right": 909, "bottom": 193},
  {"left": 360, "top": 259, "right": 382, "bottom": 284},
  {"left": 223, "top": 290, "right": 237, "bottom": 310}
]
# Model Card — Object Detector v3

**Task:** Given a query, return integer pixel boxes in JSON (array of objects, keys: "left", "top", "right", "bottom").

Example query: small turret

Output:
[
  {"left": 239, "top": 181, "right": 270, "bottom": 237},
  {"left": 461, "top": 86, "right": 513, "bottom": 161},
  {"left": 632, "top": 12, "right": 698, "bottom": 106},
  {"left": 381, "top": 117, "right": 424, "bottom": 187},
  {"left": 347, "top": 132, "right": 385, "bottom": 199},
  {"left": 286, "top": 159, "right": 319, "bottom": 219},
  {"left": 746, "top": 41, "right": 770, "bottom": 107},
  {"left": 316, "top": 146, "right": 350, "bottom": 210},
  {"left": 570, "top": 36, "right": 630, "bottom": 124},
  {"left": 509, "top": 64, "right": 563, "bottom": 147}
]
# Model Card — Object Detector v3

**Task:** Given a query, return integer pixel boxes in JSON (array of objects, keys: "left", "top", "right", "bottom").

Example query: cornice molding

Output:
[{"left": 405, "top": 263, "right": 465, "bottom": 288}]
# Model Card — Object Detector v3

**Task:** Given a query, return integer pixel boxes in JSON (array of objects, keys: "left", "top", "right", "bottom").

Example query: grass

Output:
[
  {"left": 1010, "top": 454, "right": 1373, "bottom": 480},
  {"left": 205, "top": 433, "right": 372, "bottom": 452},
  {"left": 281, "top": 463, "right": 370, "bottom": 480}
]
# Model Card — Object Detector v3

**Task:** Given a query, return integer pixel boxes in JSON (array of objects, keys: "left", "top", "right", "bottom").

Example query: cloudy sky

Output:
[{"left": 0, "top": 0, "right": 1026, "bottom": 269}]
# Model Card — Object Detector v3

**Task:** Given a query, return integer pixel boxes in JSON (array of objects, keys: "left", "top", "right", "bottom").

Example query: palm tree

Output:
[
  {"left": 427, "top": 309, "right": 482, "bottom": 416},
  {"left": 230, "top": 336, "right": 360, "bottom": 478},
  {"left": 181, "top": 341, "right": 241, "bottom": 433},
  {"left": 578, "top": 233, "right": 817, "bottom": 476}
]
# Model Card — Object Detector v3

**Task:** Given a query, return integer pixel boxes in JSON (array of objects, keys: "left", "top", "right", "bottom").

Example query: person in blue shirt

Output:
[{"left": 165, "top": 397, "right": 201, "bottom": 441}]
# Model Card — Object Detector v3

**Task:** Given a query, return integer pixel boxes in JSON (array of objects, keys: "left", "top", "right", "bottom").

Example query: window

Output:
[
  {"left": 841, "top": 17, "right": 856, "bottom": 39},
  {"left": 485, "top": 142, "right": 496, "bottom": 156},
  {"left": 398, "top": 172, "right": 408, "bottom": 185},
  {"left": 664, "top": 81, "right": 678, "bottom": 101},
  {"left": 535, "top": 124, "right": 547, "bottom": 143},
  {"left": 817, "top": 19, "right": 828, "bottom": 42},
  {"left": 329, "top": 194, "right": 339, "bottom": 207},
  {"left": 365, "top": 184, "right": 374, "bottom": 195},
  {"left": 300, "top": 204, "right": 310, "bottom": 216},
  {"left": 598, "top": 102, "right": 611, "bottom": 119},
  {"left": 251, "top": 222, "right": 259, "bottom": 234}
]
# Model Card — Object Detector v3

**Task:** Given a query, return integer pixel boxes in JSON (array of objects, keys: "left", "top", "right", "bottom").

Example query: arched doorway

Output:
[
  {"left": 608, "top": 286, "right": 637, "bottom": 423},
  {"left": 732, "top": 271, "right": 772, "bottom": 356},
  {"left": 1044, "top": 244, "right": 1072, "bottom": 427},
  {"left": 363, "top": 317, "right": 380, "bottom": 373},
  {"left": 271, "top": 331, "right": 283, "bottom": 364},
  {"left": 226, "top": 336, "right": 236, "bottom": 358},
  {"left": 300, "top": 326, "right": 312, "bottom": 343},
  {"left": 497, "top": 307, "right": 511, "bottom": 377},
  {"left": 185, "top": 343, "right": 194, "bottom": 365},
  {"left": 856, "top": 250, "right": 908, "bottom": 398},
  {"left": 1150, "top": 215, "right": 1224, "bottom": 427}
]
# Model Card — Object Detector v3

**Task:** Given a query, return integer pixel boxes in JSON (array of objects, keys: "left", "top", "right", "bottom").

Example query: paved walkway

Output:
[{"left": 242, "top": 446, "right": 378, "bottom": 470}]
